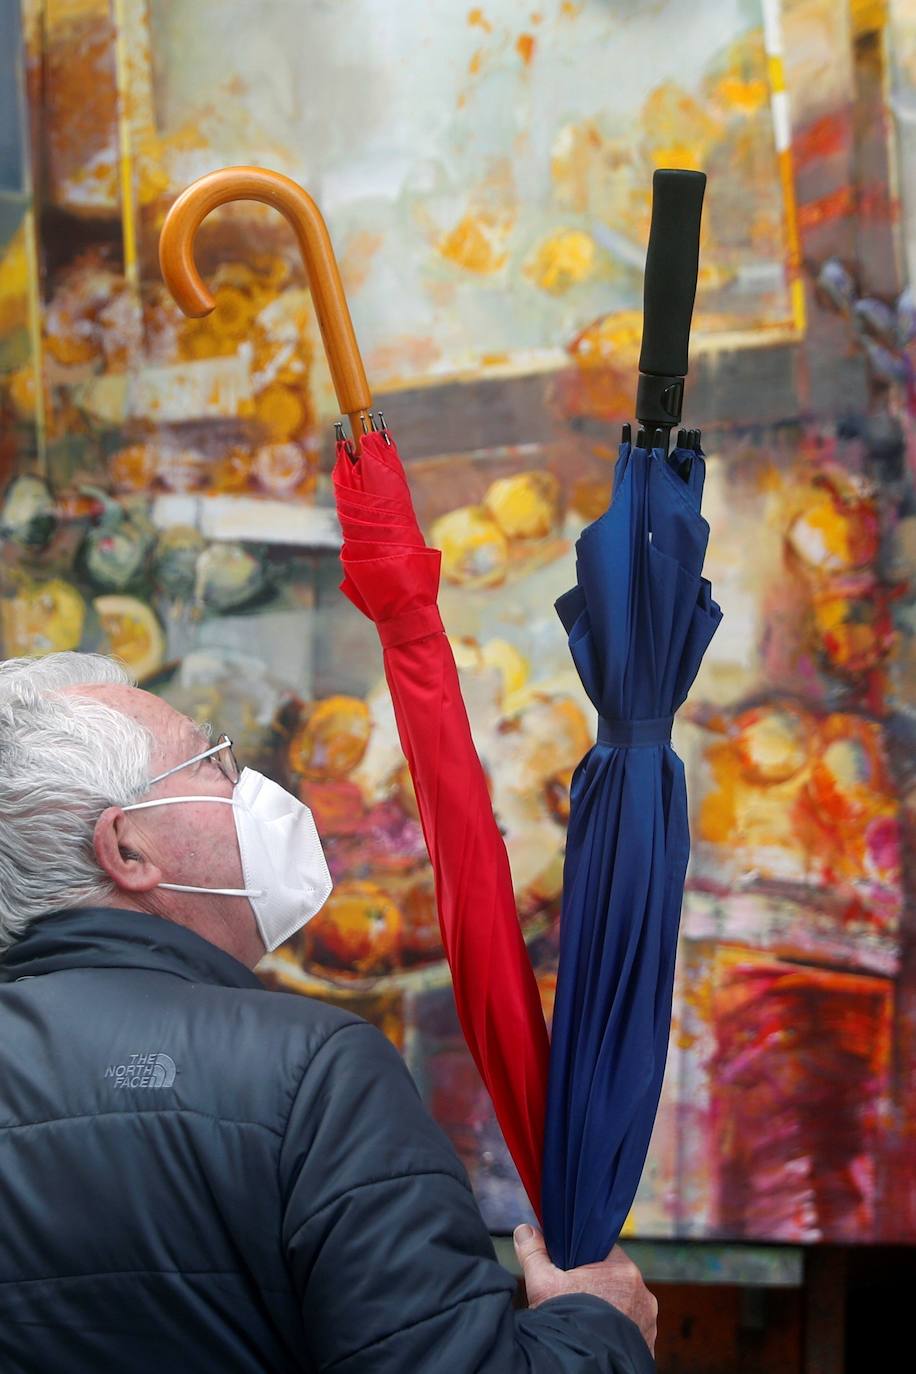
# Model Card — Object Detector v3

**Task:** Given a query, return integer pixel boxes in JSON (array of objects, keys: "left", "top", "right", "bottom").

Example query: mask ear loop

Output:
[
  {"left": 123, "top": 796, "right": 236, "bottom": 811},
  {"left": 121, "top": 795, "right": 265, "bottom": 897},
  {"left": 157, "top": 882, "right": 266, "bottom": 897}
]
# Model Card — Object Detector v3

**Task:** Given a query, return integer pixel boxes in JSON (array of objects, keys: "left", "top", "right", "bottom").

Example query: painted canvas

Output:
[{"left": 1, "top": 0, "right": 914, "bottom": 1244}]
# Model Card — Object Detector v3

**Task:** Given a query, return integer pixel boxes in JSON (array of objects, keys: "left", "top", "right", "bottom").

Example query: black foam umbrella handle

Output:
[{"left": 635, "top": 169, "right": 706, "bottom": 437}]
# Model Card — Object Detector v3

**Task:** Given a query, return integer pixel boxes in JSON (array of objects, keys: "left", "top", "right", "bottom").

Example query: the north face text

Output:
[{"left": 103, "top": 1052, "right": 176, "bottom": 1089}]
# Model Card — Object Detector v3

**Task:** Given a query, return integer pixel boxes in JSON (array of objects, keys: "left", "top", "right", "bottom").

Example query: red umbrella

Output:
[
  {"left": 332, "top": 426, "right": 550, "bottom": 1209},
  {"left": 160, "top": 167, "right": 549, "bottom": 1214}
]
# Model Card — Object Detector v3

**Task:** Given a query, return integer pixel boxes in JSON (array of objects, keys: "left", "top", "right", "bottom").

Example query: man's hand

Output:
[{"left": 513, "top": 1225, "right": 658, "bottom": 1357}]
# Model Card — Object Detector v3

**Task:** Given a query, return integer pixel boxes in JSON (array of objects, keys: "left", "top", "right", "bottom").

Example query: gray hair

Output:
[{"left": 0, "top": 652, "right": 153, "bottom": 951}]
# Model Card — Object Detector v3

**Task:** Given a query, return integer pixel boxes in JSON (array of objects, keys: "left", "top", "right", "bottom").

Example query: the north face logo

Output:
[{"left": 104, "top": 1052, "right": 176, "bottom": 1089}]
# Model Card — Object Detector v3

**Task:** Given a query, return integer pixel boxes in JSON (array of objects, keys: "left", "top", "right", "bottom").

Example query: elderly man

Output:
[{"left": 0, "top": 651, "right": 657, "bottom": 1373}]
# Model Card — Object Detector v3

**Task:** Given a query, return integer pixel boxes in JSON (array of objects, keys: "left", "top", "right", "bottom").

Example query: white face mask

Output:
[{"left": 124, "top": 766, "right": 333, "bottom": 954}]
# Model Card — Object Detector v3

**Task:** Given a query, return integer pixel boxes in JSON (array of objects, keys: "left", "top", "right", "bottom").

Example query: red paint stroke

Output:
[
  {"left": 857, "top": 183, "right": 900, "bottom": 222},
  {"left": 798, "top": 186, "right": 855, "bottom": 233},
  {"left": 793, "top": 112, "right": 850, "bottom": 168},
  {"left": 709, "top": 962, "right": 892, "bottom": 1241}
]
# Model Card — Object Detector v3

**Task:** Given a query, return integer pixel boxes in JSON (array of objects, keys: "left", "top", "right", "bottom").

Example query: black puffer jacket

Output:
[{"left": 0, "top": 908, "right": 653, "bottom": 1373}]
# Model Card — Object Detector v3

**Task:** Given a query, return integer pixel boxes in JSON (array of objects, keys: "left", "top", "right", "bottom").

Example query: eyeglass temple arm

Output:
[{"left": 146, "top": 736, "right": 234, "bottom": 787}]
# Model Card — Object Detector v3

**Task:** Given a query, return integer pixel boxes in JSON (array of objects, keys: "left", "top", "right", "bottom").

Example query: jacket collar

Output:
[{"left": 0, "top": 907, "right": 265, "bottom": 992}]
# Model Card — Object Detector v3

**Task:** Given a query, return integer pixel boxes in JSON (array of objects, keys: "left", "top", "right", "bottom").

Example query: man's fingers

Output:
[
  {"left": 513, "top": 1224, "right": 556, "bottom": 1293},
  {"left": 513, "top": 1224, "right": 547, "bottom": 1263}
]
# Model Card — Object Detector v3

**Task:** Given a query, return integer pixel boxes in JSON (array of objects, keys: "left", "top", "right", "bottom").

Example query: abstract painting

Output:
[{"left": 1, "top": 0, "right": 913, "bottom": 1245}]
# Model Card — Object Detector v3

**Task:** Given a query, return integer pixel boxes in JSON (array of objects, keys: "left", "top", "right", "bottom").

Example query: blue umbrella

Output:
[{"left": 542, "top": 171, "right": 722, "bottom": 1267}]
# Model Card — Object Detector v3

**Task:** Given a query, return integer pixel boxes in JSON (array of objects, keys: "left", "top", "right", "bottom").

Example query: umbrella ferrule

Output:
[{"left": 376, "top": 410, "right": 393, "bottom": 446}]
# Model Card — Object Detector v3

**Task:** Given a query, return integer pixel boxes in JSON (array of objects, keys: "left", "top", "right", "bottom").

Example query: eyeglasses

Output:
[{"left": 147, "top": 734, "right": 241, "bottom": 789}]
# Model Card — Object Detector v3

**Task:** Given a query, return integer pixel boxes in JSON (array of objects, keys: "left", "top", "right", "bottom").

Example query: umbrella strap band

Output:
[
  {"left": 598, "top": 715, "right": 673, "bottom": 747},
  {"left": 378, "top": 604, "right": 445, "bottom": 649}
]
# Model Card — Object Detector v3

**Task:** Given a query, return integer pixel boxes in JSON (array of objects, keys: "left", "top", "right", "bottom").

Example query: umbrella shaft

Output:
[{"left": 348, "top": 409, "right": 371, "bottom": 448}]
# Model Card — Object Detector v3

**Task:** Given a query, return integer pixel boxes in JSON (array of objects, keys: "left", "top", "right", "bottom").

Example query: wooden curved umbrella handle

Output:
[{"left": 159, "top": 166, "right": 372, "bottom": 443}]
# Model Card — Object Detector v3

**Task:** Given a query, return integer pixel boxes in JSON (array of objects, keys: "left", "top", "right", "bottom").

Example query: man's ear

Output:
[{"left": 94, "top": 807, "right": 162, "bottom": 893}]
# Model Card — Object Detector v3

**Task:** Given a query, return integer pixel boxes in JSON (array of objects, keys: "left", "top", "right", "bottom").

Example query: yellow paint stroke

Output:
[
  {"left": 526, "top": 228, "right": 596, "bottom": 294},
  {"left": 429, "top": 506, "right": 509, "bottom": 589},
  {"left": 1, "top": 579, "right": 86, "bottom": 657},
  {"left": 761, "top": 8, "right": 806, "bottom": 337},
  {"left": 699, "top": 707, "right": 900, "bottom": 892},
  {"left": 484, "top": 471, "right": 560, "bottom": 539},
  {"left": 794, "top": 495, "right": 851, "bottom": 565},
  {"left": 851, "top": 0, "right": 888, "bottom": 36},
  {"left": 0, "top": 224, "right": 29, "bottom": 334},
  {"left": 756, "top": 462, "right": 784, "bottom": 494},
  {"left": 699, "top": 706, "right": 816, "bottom": 853},
  {"left": 480, "top": 639, "right": 530, "bottom": 705},
  {"left": 715, "top": 73, "right": 769, "bottom": 114},
  {"left": 641, "top": 82, "right": 720, "bottom": 171},
  {"left": 780, "top": 146, "right": 805, "bottom": 335},
  {"left": 567, "top": 309, "right": 643, "bottom": 369},
  {"left": 289, "top": 697, "right": 371, "bottom": 782},
  {"left": 619, "top": 1210, "right": 637, "bottom": 1239},
  {"left": 94, "top": 595, "right": 165, "bottom": 681},
  {"left": 438, "top": 212, "right": 510, "bottom": 274},
  {"left": 112, "top": 0, "right": 138, "bottom": 288},
  {"left": 467, "top": 6, "right": 492, "bottom": 33},
  {"left": 812, "top": 594, "right": 880, "bottom": 672},
  {"left": 254, "top": 383, "right": 307, "bottom": 441},
  {"left": 784, "top": 481, "right": 879, "bottom": 574},
  {"left": 210, "top": 286, "right": 254, "bottom": 339},
  {"left": 765, "top": 54, "right": 784, "bottom": 96}
]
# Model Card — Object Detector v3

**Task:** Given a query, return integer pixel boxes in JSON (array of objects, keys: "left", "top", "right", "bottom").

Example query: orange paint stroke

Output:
[
  {"left": 467, "top": 7, "right": 492, "bottom": 32},
  {"left": 797, "top": 185, "right": 855, "bottom": 233},
  {"left": 516, "top": 33, "right": 536, "bottom": 65},
  {"left": 438, "top": 211, "right": 511, "bottom": 274},
  {"left": 340, "top": 230, "right": 384, "bottom": 293},
  {"left": 698, "top": 702, "right": 901, "bottom": 906},
  {"left": 713, "top": 75, "right": 769, "bottom": 116}
]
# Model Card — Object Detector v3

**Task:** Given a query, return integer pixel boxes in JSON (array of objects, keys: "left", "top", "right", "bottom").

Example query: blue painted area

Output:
[{"left": 0, "top": 0, "right": 26, "bottom": 195}]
